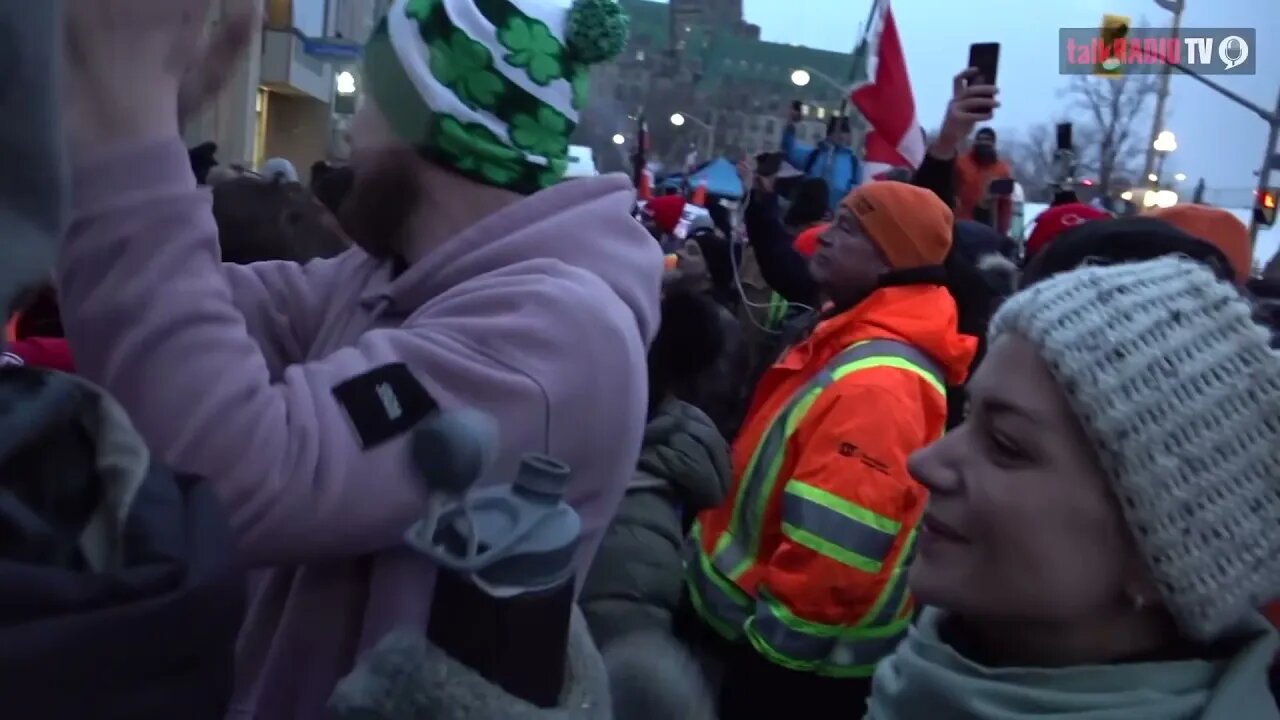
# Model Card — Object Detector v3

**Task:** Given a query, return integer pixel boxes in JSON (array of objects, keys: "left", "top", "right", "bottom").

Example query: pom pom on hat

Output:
[{"left": 567, "top": 0, "right": 629, "bottom": 64}]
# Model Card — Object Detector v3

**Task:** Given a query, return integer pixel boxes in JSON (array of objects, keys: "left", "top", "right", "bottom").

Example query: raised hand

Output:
[
  {"left": 64, "top": 0, "right": 260, "bottom": 150},
  {"left": 933, "top": 68, "right": 1000, "bottom": 158}
]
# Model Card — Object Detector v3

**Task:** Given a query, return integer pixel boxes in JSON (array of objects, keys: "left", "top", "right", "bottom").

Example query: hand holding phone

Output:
[{"left": 967, "top": 42, "right": 1000, "bottom": 90}]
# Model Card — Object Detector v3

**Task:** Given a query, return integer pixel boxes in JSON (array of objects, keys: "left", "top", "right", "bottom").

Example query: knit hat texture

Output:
[
  {"left": 1024, "top": 202, "right": 1110, "bottom": 259},
  {"left": 363, "top": 0, "right": 628, "bottom": 194},
  {"left": 841, "top": 181, "right": 953, "bottom": 270},
  {"left": 991, "top": 257, "right": 1280, "bottom": 641},
  {"left": 1150, "top": 204, "right": 1252, "bottom": 284}
]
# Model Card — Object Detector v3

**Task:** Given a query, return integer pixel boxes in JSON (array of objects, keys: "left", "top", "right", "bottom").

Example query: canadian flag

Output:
[{"left": 850, "top": 0, "right": 924, "bottom": 180}]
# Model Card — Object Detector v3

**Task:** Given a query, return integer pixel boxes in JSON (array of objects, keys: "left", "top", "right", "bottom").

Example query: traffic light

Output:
[
  {"left": 1095, "top": 14, "right": 1131, "bottom": 76},
  {"left": 1255, "top": 188, "right": 1278, "bottom": 227}
]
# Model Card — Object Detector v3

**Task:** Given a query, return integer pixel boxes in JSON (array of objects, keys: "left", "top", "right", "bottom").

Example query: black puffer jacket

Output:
[
  {"left": 0, "top": 367, "right": 245, "bottom": 720},
  {"left": 580, "top": 399, "right": 732, "bottom": 649}
]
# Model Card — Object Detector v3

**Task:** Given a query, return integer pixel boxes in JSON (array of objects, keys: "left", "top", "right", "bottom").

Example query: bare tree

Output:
[
  {"left": 1060, "top": 73, "right": 1160, "bottom": 194},
  {"left": 1002, "top": 123, "right": 1058, "bottom": 203}
]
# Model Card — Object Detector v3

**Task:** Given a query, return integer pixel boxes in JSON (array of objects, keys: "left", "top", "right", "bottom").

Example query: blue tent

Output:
[{"left": 658, "top": 158, "right": 744, "bottom": 200}]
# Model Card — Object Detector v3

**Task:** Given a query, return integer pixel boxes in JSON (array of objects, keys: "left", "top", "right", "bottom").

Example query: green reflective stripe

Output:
[
  {"left": 780, "top": 481, "right": 899, "bottom": 573},
  {"left": 833, "top": 356, "right": 946, "bottom": 397},
  {"left": 745, "top": 590, "right": 910, "bottom": 678},
  {"left": 767, "top": 291, "right": 789, "bottom": 329},
  {"left": 708, "top": 338, "right": 944, "bottom": 614},
  {"left": 860, "top": 529, "right": 917, "bottom": 629},
  {"left": 686, "top": 553, "right": 751, "bottom": 641},
  {"left": 685, "top": 525, "right": 752, "bottom": 640},
  {"left": 721, "top": 383, "right": 824, "bottom": 580},
  {"left": 830, "top": 339, "right": 947, "bottom": 399}
]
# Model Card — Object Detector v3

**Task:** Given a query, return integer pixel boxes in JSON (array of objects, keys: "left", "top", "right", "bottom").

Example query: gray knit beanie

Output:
[{"left": 990, "top": 256, "right": 1280, "bottom": 642}]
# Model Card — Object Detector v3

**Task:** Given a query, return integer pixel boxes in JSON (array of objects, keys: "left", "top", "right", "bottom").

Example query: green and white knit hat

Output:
[
  {"left": 364, "top": 0, "right": 628, "bottom": 194},
  {"left": 991, "top": 257, "right": 1280, "bottom": 641}
]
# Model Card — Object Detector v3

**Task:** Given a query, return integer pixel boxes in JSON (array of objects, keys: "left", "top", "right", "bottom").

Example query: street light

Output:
[
  {"left": 1120, "top": 190, "right": 1134, "bottom": 201},
  {"left": 1174, "top": 172, "right": 1187, "bottom": 182},
  {"left": 612, "top": 133, "right": 625, "bottom": 145},
  {"left": 1156, "top": 189, "right": 1179, "bottom": 208},
  {"left": 669, "top": 111, "right": 716, "bottom": 159},
  {"left": 1153, "top": 130, "right": 1178, "bottom": 153},
  {"left": 1148, "top": 173, "right": 1159, "bottom": 182},
  {"left": 791, "top": 69, "right": 811, "bottom": 87},
  {"left": 336, "top": 71, "right": 357, "bottom": 96}
]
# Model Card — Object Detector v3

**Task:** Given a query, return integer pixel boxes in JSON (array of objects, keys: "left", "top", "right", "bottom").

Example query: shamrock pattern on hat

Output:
[
  {"left": 437, "top": 115, "right": 527, "bottom": 186},
  {"left": 427, "top": 31, "right": 504, "bottom": 109},
  {"left": 498, "top": 16, "right": 565, "bottom": 86},
  {"left": 510, "top": 107, "right": 570, "bottom": 157},
  {"left": 370, "top": 0, "right": 628, "bottom": 193}
]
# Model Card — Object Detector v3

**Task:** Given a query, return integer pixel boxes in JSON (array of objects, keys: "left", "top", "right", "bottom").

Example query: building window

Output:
[
  {"left": 636, "top": 50, "right": 645, "bottom": 61},
  {"left": 816, "top": 107, "right": 826, "bottom": 120},
  {"left": 764, "top": 119, "right": 776, "bottom": 135}
]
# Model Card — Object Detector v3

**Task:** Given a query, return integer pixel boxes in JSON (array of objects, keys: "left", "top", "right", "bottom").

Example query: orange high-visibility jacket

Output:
[{"left": 688, "top": 285, "right": 977, "bottom": 677}]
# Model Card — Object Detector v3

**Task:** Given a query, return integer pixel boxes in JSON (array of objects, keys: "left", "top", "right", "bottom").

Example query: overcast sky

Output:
[{"left": 729, "top": 0, "right": 1279, "bottom": 195}]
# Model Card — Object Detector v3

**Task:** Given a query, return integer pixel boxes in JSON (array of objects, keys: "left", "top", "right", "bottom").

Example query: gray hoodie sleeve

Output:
[{"left": 0, "top": 0, "right": 66, "bottom": 321}]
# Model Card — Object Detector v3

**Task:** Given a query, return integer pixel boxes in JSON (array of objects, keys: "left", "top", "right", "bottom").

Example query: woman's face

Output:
[{"left": 908, "top": 334, "right": 1144, "bottom": 622}]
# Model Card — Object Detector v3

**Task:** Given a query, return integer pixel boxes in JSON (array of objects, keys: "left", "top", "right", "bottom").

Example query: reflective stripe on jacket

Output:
[{"left": 688, "top": 285, "right": 977, "bottom": 678}]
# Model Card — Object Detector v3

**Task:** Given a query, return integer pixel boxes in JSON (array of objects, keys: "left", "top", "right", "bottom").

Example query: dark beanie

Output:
[
  {"left": 976, "top": 127, "right": 996, "bottom": 141},
  {"left": 1021, "top": 216, "right": 1234, "bottom": 288}
]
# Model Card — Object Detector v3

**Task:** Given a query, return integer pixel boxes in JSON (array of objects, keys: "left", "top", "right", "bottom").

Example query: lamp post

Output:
[
  {"left": 670, "top": 112, "right": 716, "bottom": 159},
  {"left": 1142, "top": 0, "right": 1185, "bottom": 188},
  {"left": 790, "top": 66, "right": 850, "bottom": 122},
  {"left": 612, "top": 133, "right": 625, "bottom": 145},
  {"left": 1151, "top": 130, "right": 1177, "bottom": 186},
  {"left": 790, "top": 66, "right": 848, "bottom": 96}
]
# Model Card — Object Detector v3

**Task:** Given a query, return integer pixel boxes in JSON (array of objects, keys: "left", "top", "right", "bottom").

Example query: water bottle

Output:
[{"left": 405, "top": 410, "right": 580, "bottom": 708}]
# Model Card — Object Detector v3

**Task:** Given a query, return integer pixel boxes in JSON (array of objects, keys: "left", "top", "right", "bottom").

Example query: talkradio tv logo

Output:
[{"left": 1059, "top": 24, "right": 1256, "bottom": 76}]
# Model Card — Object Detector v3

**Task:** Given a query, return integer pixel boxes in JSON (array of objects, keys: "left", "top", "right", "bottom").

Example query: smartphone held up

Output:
[{"left": 966, "top": 42, "right": 1000, "bottom": 95}]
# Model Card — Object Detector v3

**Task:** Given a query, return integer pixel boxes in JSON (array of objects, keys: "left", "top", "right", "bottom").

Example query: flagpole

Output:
[{"left": 861, "top": 0, "right": 881, "bottom": 44}]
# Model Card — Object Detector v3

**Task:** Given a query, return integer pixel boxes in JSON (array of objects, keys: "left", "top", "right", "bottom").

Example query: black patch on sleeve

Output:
[{"left": 332, "top": 363, "right": 437, "bottom": 450}]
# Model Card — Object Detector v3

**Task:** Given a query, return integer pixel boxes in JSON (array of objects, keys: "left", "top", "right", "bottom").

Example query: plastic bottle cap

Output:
[{"left": 513, "top": 454, "right": 571, "bottom": 500}]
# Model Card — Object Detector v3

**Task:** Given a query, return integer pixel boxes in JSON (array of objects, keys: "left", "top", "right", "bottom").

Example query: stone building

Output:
[{"left": 577, "top": 0, "right": 863, "bottom": 170}]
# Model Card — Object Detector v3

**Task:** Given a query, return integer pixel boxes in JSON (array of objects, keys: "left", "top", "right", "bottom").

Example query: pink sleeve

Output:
[
  {"left": 58, "top": 138, "right": 430, "bottom": 565},
  {"left": 57, "top": 138, "right": 624, "bottom": 568},
  {"left": 223, "top": 258, "right": 332, "bottom": 379}
]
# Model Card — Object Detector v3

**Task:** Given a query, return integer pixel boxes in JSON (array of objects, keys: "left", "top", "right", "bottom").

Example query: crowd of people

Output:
[{"left": 4, "top": 0, "right": 1280, "bottom": 719}]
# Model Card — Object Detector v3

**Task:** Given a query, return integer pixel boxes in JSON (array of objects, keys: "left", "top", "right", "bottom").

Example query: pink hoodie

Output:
[{"left": 57, "top": 138, "right": 663, "bottom": 718}]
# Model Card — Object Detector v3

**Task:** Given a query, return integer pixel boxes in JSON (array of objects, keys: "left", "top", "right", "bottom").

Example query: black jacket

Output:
[
  {"left": 911, "top": 152, "right": 957, "bottom": 209},
  {"left": 743, "top": 191, "right": 820, "bottom": 308},
  {"left": 0, "top": 367, "right": 245, "bottom": 720}
]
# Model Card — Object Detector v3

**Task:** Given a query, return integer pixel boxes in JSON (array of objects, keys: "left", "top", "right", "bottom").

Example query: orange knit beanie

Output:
[{"left": 840, "top": 181, "right": 954, "bottom": 270}]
